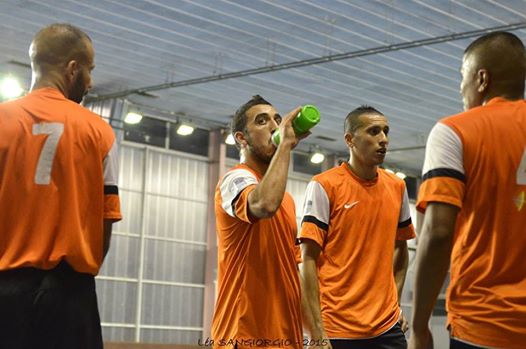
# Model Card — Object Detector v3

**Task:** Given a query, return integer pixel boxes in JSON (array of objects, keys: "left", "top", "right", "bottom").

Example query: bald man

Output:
[
  {"left": 409, "top": 32, "right": 526, "bottom": 349},
  {"left": 0, "top": 24, "right": 121, "bottom": 349}
]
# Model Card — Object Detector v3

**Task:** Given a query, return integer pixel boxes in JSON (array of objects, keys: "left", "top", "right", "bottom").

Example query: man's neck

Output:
[
  {"left": 348, "top": 159, "right": 377, "bottom": 181},
  {"left": 31, "top": 74, "right": 67, "bottom": 98},
  {"left": 242, "top": 153, "right": 269, "bottom": 177},
  {"left": 483, "top": 90, "right": 524, "bottom": 104}
]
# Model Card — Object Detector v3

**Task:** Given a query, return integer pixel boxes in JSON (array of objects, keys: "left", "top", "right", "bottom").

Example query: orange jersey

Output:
[
  {"left": 299, "top": 163, "right": 415, "bottom": 338},
  {"left": 211, "top": 164, "right": 302, "bottom": 349},
  {"left": 417, "top": 97, "right": 526, "bottom": 349},
  {"left": 0, "top": 88, "right": 122, "bottom": 275}
]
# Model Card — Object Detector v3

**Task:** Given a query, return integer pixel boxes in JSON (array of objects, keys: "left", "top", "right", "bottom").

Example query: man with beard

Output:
[
  {"left": 211, "top": 95, "right": 310, "bottom": 349},
  {"left": 410, "top": 31, "right": 526, "bottom": 349},
  {"left": 299, "top": 106, "right": 415, "bottom": 349},
  {"left": 0, "top": 23, "right": 121, "bottom": 349}
]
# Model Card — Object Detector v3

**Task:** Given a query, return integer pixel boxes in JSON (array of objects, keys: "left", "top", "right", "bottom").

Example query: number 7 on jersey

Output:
[{"left": 32, "top": 122, "right": 64, "bottom": 185}]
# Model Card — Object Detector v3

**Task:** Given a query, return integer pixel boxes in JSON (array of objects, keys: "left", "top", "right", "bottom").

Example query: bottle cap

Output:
[{"left": 294, "top": 105, "right": 320, "bottom": 134}]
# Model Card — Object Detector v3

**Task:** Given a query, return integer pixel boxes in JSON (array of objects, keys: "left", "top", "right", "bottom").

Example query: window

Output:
[
  {"left": 124, "top": 116, "right": 167, "bottom": 148},
  {"left": 169, "top": 127, "right": 209, "bottom": 156}
]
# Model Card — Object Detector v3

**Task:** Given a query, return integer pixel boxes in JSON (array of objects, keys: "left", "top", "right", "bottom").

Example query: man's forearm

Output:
[
  {"left": 102, "top": 219, "right": 113, "bottom": 262},
  {"left": 411, "top": 229, "right": 452, "bottom": 332},
  {"left": 300, "top": 260, "right": 326, "bottom": 338},
  {"left": 393, "top": 241, "right": 409, "bottom": 302},
  {"left": 249, "top": 143, "right": 292, "bottom": 216}
]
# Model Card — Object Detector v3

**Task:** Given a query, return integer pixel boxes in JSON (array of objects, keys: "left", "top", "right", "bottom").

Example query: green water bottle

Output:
[{"left": 271, "top": 105, "right": 320, "bottom": 146}]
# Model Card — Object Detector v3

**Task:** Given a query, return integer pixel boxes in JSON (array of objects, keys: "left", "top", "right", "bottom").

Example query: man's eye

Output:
[{"left": 275, "top": 117, "right": 282, "bottom": 125}]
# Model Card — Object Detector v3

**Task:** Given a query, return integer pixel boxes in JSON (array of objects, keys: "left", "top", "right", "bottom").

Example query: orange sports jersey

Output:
[
  {"left": 299, "top": 163, "right": 415, "bottom": 339},
  {"left": 211, "top": 164, "right": 302, "bottom": 349},
  {"left": 417, "top": 97, "right": 526, "bottom": 349},
  {"left": 0, "top": 88, "right": 122, "bottom": 275}
]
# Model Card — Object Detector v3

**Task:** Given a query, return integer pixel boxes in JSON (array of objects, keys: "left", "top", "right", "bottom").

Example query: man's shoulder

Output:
[
  {"left": 221, "top": 164, "right": 258, "bottom": 182},
  {"left": 313, "top": 164, "right": 345, "bottom": 184},
  {"left": 379, "top": 169, "right": 405, "bottom": 191}
]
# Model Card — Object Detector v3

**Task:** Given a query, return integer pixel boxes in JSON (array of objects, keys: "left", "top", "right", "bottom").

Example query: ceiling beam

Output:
[{"left": 88, "top": 22, "right": 526, "bottom": 102}]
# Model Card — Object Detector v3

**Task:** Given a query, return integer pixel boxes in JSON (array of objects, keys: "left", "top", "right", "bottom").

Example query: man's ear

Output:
[
  {"left": 234, "top": 131, "right": 248, "bottom": 148},
  {"left": 344, "top": 132, "right": 354, "bottom": 148},
  {"left": 65, "top": 60, "right": 79, "bottom": 82},
  {"left": 477, "top": 68, "right": 489, "bottom": 93}
]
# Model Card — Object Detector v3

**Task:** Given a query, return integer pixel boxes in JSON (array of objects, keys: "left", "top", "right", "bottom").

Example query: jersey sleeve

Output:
[
  {"left": 103, "top": 139, "right": 122, "bottom": 221},
  {"left": 219, "top": 169, "right": 258, "bottom": 224},
  {"left": 298, "top": 180, "right": 330, "bottom": 249},
  {"left": 397, "top": 184, "right": 416, "bottom": 240},
  {"left": 417, "top": 122, "right": 466, "bottom": 212}
]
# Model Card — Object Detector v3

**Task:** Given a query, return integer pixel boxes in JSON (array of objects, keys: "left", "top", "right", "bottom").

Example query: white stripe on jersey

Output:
[
  {"left": 103, "top": 140, "right": 119, "bottom": 186},
  {"left": 301, "top": 181, "right": 330, "bottom": 226},
  {"left": 220, "top": 169, "right": 258, "bottom": 218},
  {"left": 422, "top": 122, "right": 464, "bottom": 176},
  {"left": 399, "top": 185, "right": 412, "bottom": 224}
]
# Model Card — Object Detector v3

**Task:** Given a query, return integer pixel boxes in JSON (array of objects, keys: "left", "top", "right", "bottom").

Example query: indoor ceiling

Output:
[{"left": 1, "top": 0, "right": 526, "bottom": 175}]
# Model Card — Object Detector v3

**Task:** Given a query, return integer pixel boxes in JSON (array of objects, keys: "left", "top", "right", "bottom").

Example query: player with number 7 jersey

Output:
[{"left": 0, "top": 87, "right": 122, "bottom": 275}]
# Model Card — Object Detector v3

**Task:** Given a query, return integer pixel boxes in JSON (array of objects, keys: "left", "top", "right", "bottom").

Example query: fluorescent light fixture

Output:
[
  {"left": 225, "top": 134, "right": 235, "bottom": 145},
  {"left": 310, "top": 152, "right": 325, "bottom": 164},
  {"left": 0, "top": 76, "right": 24, "bottom": 99},
  {"left": 124, "top": 112, "right": 142, "bottom": 124},
  {"left": 177, "top": 124, "right": 194, "bottom": 136},
  {"left": 395, "top": 171, "right": 407, "bottom": 179},
  {"left": 385, "top": 168, "right": 395, "bottom": 174}
]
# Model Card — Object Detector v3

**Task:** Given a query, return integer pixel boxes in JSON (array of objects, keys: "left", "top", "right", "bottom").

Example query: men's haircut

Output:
[
  {"left": 31, "top": 23, "right": 92, "bottom": 67},
  {"left": 464, "top": 31, "right": 526, "bottom": 94},
  {"left": 344, "top": 105, "right": 384, "bottom": 134},
  {"left": 231, "top": 95, "right": 272, "bottom": 148},
  {"left": 464, "top": 31, "right": 525, "bottom": 55}
]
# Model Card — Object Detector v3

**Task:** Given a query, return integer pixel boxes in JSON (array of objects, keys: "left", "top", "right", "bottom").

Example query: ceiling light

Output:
[
  {"left": 0, "top": 76, "right": 24, "bottom": 99},
  {"left": 395, "top": 171, "right": 407, "bottom": 179},
  {"left": 225, "top": 134, "right": 235, "bottom": 145},
  {"left": 124, "top": 112, "right": 142, "bottom": 124},
  {"left": 177, "top": 124, "right": 194, "bottom": 136},
  {"left": 310, "top": 152, "right": 325, "bottom": 164}
]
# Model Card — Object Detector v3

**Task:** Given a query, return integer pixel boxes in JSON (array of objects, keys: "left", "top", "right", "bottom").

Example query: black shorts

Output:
[
  {"left": 330, "top": 323, "right": 407, "bottom": 349},
  {"left": 450, "top": 338, "right": 485, "bottom": 349},
  {"left": 0, "top": 261, "right": 103, "bottom": 349}
]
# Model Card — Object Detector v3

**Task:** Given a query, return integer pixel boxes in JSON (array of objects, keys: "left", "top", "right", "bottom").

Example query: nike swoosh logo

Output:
[{"left": 344, "top": 201, "right": 359, "bottom": 209}]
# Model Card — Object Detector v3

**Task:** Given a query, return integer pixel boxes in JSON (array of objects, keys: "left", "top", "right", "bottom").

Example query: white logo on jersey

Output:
[{"left": 344, "top": 201, "right": 359, "bottom": 209}]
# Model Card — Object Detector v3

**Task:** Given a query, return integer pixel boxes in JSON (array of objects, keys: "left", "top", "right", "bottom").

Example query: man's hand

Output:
[
  {"left": 399, "top": 312, "right": 409, "bottom": 333},
  {"left": 277, "top": 106, "right": 310, "bottom": 149},
  {"left": 408, "top": 327, "right": 434, "bottom": 349}
]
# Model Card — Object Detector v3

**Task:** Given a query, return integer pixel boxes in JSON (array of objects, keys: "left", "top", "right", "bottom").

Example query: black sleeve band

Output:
[
  {"left": 104, "top": 185, "right": 119, "bottom": 195},
  {"left": 422, "top": 168, "right": 465, "bottom": 182},
  {"left": 301, "top": 215, "right": 329, "bottom": 231},
  {"left": 398, "top": 217, "right": 412, "bottom": 228}
]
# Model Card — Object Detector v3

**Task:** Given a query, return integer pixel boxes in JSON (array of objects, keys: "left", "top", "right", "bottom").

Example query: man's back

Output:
[
  {"left": 0, "top": 87, "right": 120, "bottom": 275},
  {"left": 419, "top": 97, "right": 526, "bottom": 347}
]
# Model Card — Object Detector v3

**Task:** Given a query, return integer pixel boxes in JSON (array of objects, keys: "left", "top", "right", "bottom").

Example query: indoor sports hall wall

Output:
[{"left": 97, "top": 143, "right": 209, "bottom": 343}]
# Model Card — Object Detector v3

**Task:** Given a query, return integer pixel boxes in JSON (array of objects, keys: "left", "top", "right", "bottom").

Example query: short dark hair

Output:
[
  {"left": 464, "top": 31, "right": 526, "bottom": 96},
  {"left": 344, "top": 105, "right": 384, "bottom": 134},
  {"left": 464, "top": 31, "right": 524, "bottom": 56},
  {"left": 230, "top": 95, "right": 272, "bottom": 148},
  {"left": 31, "top": 23, "right": 92, "bottom": 67}
]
